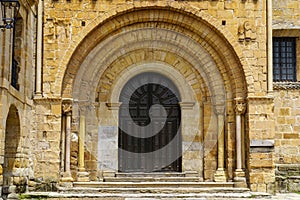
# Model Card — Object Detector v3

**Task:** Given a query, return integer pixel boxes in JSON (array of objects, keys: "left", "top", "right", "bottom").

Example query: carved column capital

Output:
[
  {"left": 235, "top": 102, "right": 246, "bottom": 115},
  {"left": 62, "top": 99, "right": 73, "bottom": 114},
  {"left": 214, "top": 104, "right": 225, "bottom": 116}
]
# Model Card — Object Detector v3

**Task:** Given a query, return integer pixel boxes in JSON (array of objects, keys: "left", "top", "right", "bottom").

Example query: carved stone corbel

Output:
[{"left": 238, "top": 21, "right": 257, "bottom": 42}]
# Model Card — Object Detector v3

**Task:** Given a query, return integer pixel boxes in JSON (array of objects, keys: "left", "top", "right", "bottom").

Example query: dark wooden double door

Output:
[{"left": 118, "top": 73, "right": 182, "bottom": 172}]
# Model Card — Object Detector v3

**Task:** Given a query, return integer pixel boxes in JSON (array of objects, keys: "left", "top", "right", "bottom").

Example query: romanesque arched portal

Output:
[{"left": 60, "top": 6, "right": 248, "bottom": 185}]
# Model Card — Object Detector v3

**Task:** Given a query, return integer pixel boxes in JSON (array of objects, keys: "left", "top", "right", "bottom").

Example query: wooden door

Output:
[{"left": 118, "top": 73, "right": 181, "bottom": 172}]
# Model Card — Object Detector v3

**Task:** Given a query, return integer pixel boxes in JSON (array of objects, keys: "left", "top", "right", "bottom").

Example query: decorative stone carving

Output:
[
  {"left": 238, "top": 21, "right": 256, "bottom": 42},
  {"left": 214, "top": 104, "right": 225, "bottom": 115},
  {"left": 55, "top": 19, "right": 71, "bottom": 43},
  {"left": 235, "top": 102, "right": 246, "bottom": 115},
  {"left": 62, "top": 99, "right": 73, "bottom": 114}
]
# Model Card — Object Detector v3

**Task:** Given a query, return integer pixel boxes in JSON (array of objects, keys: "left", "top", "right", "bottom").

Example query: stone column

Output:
[
  {"left": 35, "top": 0, "right": 43, "bottom": 97},
  {"left": 77, "top": 115, "right": 89, "bottom": 181},
  {"left": 199, "top": 101, "right": 204, "bottom": 181},
  {"left": 214, "top": 105, "right": 227, "bottom": 182},
  {"left": 234, "top": 100, "right": 247, "bottom": 187},
  {"left": 60, "top": 115, "right": 66, "bottom": 172},
  {"left": 61, "top": 100, "right": 73, "bottom": 183}
]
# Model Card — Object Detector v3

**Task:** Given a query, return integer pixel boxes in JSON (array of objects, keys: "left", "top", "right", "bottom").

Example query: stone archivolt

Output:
[{"left": 61, "top": 8, "right": 248, "bottom": 100}]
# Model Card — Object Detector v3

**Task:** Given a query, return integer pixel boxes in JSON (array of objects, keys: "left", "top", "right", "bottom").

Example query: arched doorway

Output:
[
  {"left": 118, "top": 72, "right": 182, "bottom": 172},
  {"left": 3, "top": 105, "right": 21, "bottom": 196}
]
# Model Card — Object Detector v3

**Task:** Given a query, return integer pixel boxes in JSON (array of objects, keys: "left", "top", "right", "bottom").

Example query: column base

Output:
[
  {"left": 97, "top": 170, "right": 104, "bottom": 182},
  {"left": 234, "top": 169, "right": 247, "bottom": 188},
  {"left": 7, "top": 194, "right": 18, "bottom": 200},
  {"left": 77, "top": 170, "right": 90, "bottom": 182},
  {"left": 6, "top": 185, "right": 18, "bottom": 200},
  {"left": 33, "top": 93, "right": 43, "bottom": 99},
  {"left": 214, "top": 168, "right": 227, "bottom": 182},
  {"left": 60, "top": 172, "right": 74, "bottom": 187},
  {"left": 103, "top": 171, "right": 116, "bottom": 178}
]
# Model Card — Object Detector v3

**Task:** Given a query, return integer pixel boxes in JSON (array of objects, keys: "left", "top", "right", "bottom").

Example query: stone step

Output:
[
  {"left": 116, "top": 172, "right": 187, "bottom": 177},
  {"left": 25, "top": 191, "right": 253, "bottom": 199},
  {"left": 104, "top": 177, "right": 200, "bottom": 182},
  {"left": 55, "top": 182, "right": 251, "bottom": 199},
  {"left": 59, "top": 186, "right": 249, "bottom": 195},
  {"left": 73, "top": 181, "right": 236, "bottom": 189}
]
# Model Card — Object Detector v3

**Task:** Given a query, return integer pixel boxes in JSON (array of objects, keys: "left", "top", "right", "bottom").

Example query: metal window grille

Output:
[
  {"left": 11, "top": 58, "right": 19, "bottom": 90},
  {"left": 273, "top": 37, "right": 297, "bottom": 82}
]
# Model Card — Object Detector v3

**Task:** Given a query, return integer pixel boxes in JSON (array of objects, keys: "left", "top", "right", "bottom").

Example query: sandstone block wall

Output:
[
  {"left": 273, "top": 0, "right": 300, "bottom": 193},
  {"left": 1, "top": 0, "right": 300, "bottom": 195},
  {"left": 273, "top": 0, "right": 300, "bottom": 29},
  {"left": 274, "top": 89, "right": 300, "bottom": 192},
  {"left": 274, "top": 90, "right": 300, "bottom": 164}
]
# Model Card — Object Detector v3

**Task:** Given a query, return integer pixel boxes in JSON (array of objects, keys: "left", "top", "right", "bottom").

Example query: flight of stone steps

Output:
[{"left": 54, "top": 173, "right": 252, "bottom": 199}]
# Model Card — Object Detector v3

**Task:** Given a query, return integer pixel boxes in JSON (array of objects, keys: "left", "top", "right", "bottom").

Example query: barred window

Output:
[{"left": 273, "top": 37, "right": 297, "bottom": 82}]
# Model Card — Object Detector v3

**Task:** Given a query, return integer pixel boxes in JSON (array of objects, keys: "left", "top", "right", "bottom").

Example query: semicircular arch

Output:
[
  {"left": 72, "top": 28, "right": 225, "bottom": 108},
  {"left": 61, "top": 6, "right": 250, "bottom": 101}
]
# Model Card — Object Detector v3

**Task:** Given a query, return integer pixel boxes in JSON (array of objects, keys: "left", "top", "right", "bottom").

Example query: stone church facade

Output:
[{"left": 0, "top": 0, "right": 299, "bottom": 198}]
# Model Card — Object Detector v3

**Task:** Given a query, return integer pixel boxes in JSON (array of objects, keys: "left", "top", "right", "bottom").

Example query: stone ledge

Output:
[
  {"left": 274, "top": 82, "right": 300, "bottom": 90},
  {"left": 250, "top": 140, "right": 274, "bottom": 147}
]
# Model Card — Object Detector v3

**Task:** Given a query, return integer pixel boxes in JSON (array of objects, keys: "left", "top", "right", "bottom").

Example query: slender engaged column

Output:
[
  {"left": 35, "top": 0, "right": 43, "bottom": 96},
  {"left": 78, "top": 116, "right": 85, "bottom": 171},
  {"left": 214, "top": 105, "right": 227, "bottom": 182},
  {"left": 267, "top": 0, "right": 273, "bottom": 93},
  {"left": 234, "top": 100, "right": 247, "bottom": 188},
  {"left": 77, "top": 115, "right": 90, "bottom": 181},
  {"left": 200, "top": 102, "right": 204, "bottom": 180},
  {"left": 61, "top": 100, "right": 73, "bottom": 183},
  {"left": 217, "top": 114, "right": 225, "bottom": 169},
  {"left": 65, "top": 112, "right": 71, "bottom": 175},
  {"left": 236, "top": 113, "right": 242, "bottom": 170},
  {"left": 60, "top": 115, "right": 66, "bottom": 172},
  {"left": 241, "top": 113, "right": 245, "bottom": 169}
]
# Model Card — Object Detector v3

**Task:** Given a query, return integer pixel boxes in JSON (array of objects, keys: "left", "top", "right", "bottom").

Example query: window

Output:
[
  {"left": 11, "top": 16, "right": 23, "bottom": 90},
  {"left": 273, "top": 37, "right": 297, "bottom": 82}
]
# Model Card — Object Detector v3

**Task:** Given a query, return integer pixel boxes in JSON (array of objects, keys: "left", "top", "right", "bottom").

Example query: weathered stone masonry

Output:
[{"left": 0, "top": 0, "right": 299, "bottom": 197}]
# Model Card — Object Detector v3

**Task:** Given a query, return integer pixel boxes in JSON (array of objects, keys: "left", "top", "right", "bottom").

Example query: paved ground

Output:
[
  {"left": 21, "top": 192, "right": 300, "bottom": 200},
  {"left": 216, "top": 193, "right": 300, "bottom": 200}
]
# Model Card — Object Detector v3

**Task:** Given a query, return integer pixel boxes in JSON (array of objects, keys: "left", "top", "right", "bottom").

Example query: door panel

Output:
[{"left": 118, "top": 73, "right": 181, "bottom": 172}]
